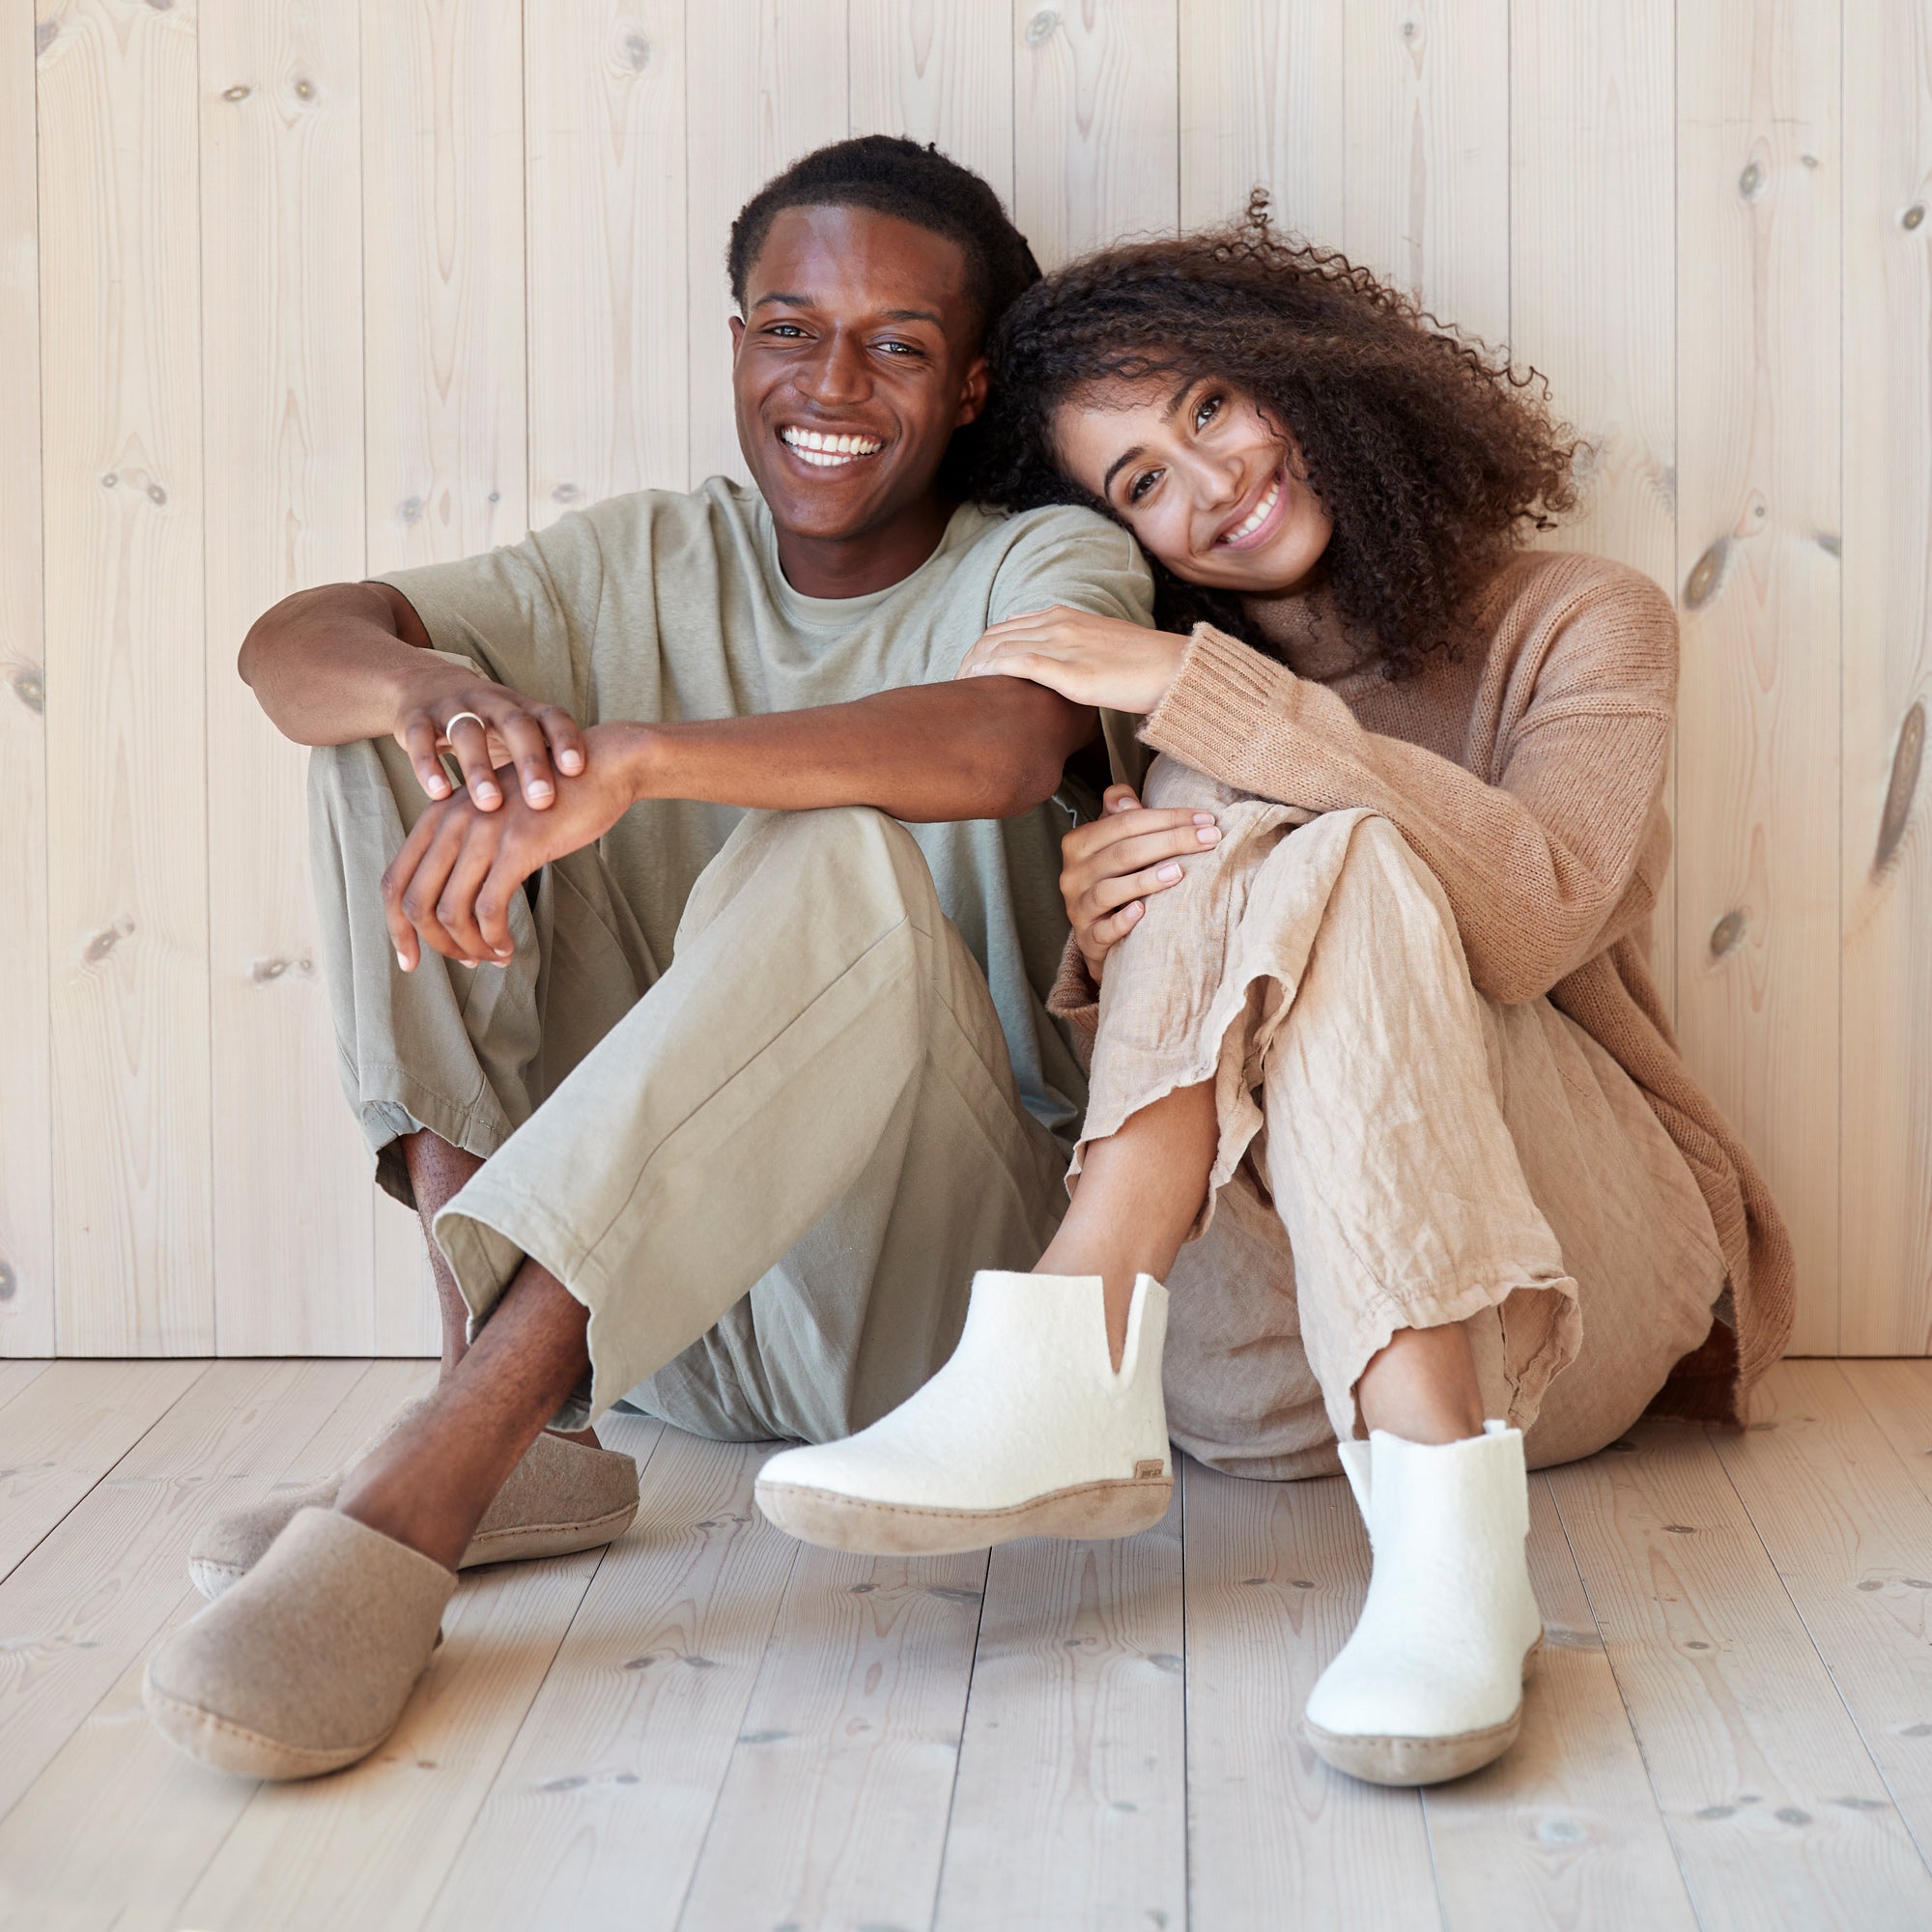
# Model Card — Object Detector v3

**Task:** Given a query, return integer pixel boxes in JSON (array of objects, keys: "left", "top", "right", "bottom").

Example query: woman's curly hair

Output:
[{"left": 974, "top": 197, "right": 1582, "bottom": 679}]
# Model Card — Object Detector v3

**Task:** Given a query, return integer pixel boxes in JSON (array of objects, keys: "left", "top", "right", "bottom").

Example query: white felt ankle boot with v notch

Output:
[
  {"left": 1304, "top": 1420, "right": 1546, "bottom": 1786},
  {"left": 754, "top": 1270, "right": 1174, "bottom": 1557}
]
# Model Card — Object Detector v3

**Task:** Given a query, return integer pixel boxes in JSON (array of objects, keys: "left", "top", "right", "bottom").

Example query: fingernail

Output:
[
  {"left": 1197, "top": 826, "right": 1221, "bottom": 843},
  {"left": 1126, "top": 901, "right": 1143, "bottom": 918},
  {"left": 560, "top": 752, "right": 583, "bottom": 773},
  {"left": 455, "top": 958, "right": 476, "bottom": 971},
  {"left": 527, "top": 781, "right": 554, "bottom": 803},
  {"left": 1193, "top": 812, "right": 1216, "bottom": 825},
  {"left": 493, "top": 946, "right": 512, "bottom": 959},
  {"left": 476, "top": 784, "right": 499, "bottom": 803},
  {"left": 395, "top": 949, "right": 409, "bottom": 971},
  {"left": 429, "top": 776, "right": 448, "bottom": 796},
  {"left": 1156, "top": 862, "right": 1182, "bottom": 882}
]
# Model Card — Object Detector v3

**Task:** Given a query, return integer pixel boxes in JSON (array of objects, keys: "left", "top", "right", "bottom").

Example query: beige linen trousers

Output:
[
  {"left": 310, "top": 734, "right": 1068, "bottom": 1438},
  {"left": 1074, "top": 757, "right": 1729, "bottom": 1480}
]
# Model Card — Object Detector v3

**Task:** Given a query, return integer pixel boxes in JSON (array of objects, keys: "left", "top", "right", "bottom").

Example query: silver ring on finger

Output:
[{"left": 443, "top": 710, "right": 486, "bottom": 735}]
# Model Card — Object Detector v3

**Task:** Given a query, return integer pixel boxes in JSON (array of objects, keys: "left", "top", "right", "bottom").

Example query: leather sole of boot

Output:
[
  {"left": 1303, "top": 1636, "right": 1544, "bottom": 1787},
  {"left": 189, "top": 1501, "right": 640, "bottom": 1603},
  {"left": 754, "top": 1470, "right": 1174, "bottom": 1556}
]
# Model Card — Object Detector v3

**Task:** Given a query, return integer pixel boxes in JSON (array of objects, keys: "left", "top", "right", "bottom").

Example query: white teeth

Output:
[
  {"left": 781, "top": 426, "right": 883, "bottom": 466},
  {"left": 1222, "top": 476, "right": 1281, "bottom": 543}
]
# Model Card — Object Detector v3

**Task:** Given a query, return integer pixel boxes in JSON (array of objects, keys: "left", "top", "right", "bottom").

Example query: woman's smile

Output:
[{"left": 1212, "top": 467, "right": 1288, "bottom": 551}]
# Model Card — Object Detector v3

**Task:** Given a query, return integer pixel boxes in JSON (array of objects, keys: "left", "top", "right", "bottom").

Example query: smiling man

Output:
[{"left": 145, "top": 138, "right": 1151, "bottom": 1779}]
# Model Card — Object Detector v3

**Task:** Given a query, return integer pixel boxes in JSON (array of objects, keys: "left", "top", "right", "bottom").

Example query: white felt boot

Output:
[
  {"left": 1303, "top": 1421, "right": 1545, "bottom": 1786},
  {"left": 754, "top": 1270, "right": 1172, "bottom": 1556}
]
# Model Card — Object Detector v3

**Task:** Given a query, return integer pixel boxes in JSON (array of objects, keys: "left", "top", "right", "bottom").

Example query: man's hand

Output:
[
  {"left": 384, "top": 724, "right": 639, "bottom": 969},
  {"left": 390, "top": 664, "right": 587, "bottom": 813},
  {"left": 1060, "top": 783, "right": 1222, "bottom": 982},
  {"left": 957, "top": 606, "right": 1190, "bottom": 715}
]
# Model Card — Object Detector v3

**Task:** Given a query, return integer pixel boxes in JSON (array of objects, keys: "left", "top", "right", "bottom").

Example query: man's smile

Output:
[{"left": 780, "top": 424, "right": 887, "bottom": 469}]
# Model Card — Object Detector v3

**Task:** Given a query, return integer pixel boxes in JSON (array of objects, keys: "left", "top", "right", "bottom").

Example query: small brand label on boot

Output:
[{"left": 1134, "top": 1460, "right": 1166, "bottom": 1481}]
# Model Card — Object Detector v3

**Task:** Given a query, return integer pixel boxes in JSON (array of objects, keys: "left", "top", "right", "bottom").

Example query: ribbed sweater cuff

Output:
[
  {"left": 1142, "top": 624, "right": 1294, "bottom": 772},
  {"left": 1046, "top": 935, "right": 1100, "bottom": 1067}
]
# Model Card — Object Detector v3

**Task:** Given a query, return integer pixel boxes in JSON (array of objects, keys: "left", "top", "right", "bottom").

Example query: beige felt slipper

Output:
[
  {"left": 189, "top": 1412, "right": 639, "bottom": 1600},
  {"left": 145, "top": 1508, "right": 456, "bottom": 1781}
]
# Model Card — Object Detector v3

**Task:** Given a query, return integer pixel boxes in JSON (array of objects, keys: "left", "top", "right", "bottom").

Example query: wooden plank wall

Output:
[{"left": 4, "top": 0, "right": 1926, "bottom": 1358}]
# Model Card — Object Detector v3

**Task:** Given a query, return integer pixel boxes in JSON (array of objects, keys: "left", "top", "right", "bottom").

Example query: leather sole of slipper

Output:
[
  {"left": 1303, "top": 1636, "right": 1544, "bottom": 1787},
  {"left": 190, "top": 1500, "right": 639, "bottom": 1602},
  {"left": 753, "top": 1471, "right": 1173, "bottom": 1556}
]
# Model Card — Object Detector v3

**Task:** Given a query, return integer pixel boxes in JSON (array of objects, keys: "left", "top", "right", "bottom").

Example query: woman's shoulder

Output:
[{"left": 1473, "top": 549, "right": 1677, "bottom": 682}]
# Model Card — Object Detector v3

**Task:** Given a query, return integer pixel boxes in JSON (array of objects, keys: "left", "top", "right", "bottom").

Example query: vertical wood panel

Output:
[
  {"left": 849, "top": 0, "right": 1014, "bottom": 207},
  {"left": 360, "top": 0, "right": 528, "bottom": 1351},
  {"left": 362, "top": 0, "right": 527, "bottom": 569},
  {"left": 201, "top": 0, "right": 375, "bottom": 1355},
  {"left": 1178, "top": 0, "right": 1346, "bottom": 238},
  {"left": 526, "top": 0, "right": 689, "bottom": 526},
  {"left": 1675, "top": 0, "right": 1842, "bottom": 1354},
  {"left": 1014, "top": 0, "right": 1179, "bottom": 270},
  {"left": 1510, "top": 0, "right": 1679, "bottom": 1011},
  {"left": 1841, "top": 0, "right": 1932, "bottom": 1353},
  {"left": 39, "top": 0, "right": 213, "bottom": 1354},
  {"left": 683, "top": 0, "right": 850, "bottom": 490},
  {"left": 1345, "top": 0, "right": 1510, "bottom": 347},
  {"left": 0, "top": 2, "right": 52, "bottom": 1354}
]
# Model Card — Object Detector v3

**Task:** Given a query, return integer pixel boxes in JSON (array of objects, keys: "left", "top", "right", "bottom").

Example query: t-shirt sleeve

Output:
[
  {"left": 368, "top": 506, "right": 611, "bottom": 717},
  {"left": 984, "top": 506, "right": 1156, "bottom": 634}
]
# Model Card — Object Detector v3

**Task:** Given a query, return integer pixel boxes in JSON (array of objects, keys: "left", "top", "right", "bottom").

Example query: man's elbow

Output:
[{"left": 969, "top": 686, "right": 1095, "bottom": 817}]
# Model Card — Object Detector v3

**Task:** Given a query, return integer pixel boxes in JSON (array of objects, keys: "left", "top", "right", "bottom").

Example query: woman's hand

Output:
[
  {"left": 1061, "top": 784, "right": 1222, "bottom": 982},
  {"left": 956, "top": 607, "right": 1190, "bottom": 715},
  {"left": 391, "top": 665, "right": 587, "bottom": 813}
]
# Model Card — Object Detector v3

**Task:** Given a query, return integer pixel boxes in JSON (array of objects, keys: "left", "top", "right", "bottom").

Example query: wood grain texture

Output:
[
  {"left": 0, "top": 0, "right": 52, "bottom": 1359},
  {"left": 1714, "top": 1362, "right": 1932, "bottom": 1863},
  {"left": 1547, "top": 1419, "right": 1932, "bottom": 1929},
  {"left": 38, "top": 0, "right": 213, "bottom": 1355},
  {"left": 0, "top": 1357, "right": 204, "bottom": 1583},
  {"left": 851, "top": 0, "right": 1016, "bottom": 207},
  {"left": 677, "top": 1542, "right": 989, "bottom": 1932},
  {"left": 934, "top": 1484, "right": 1185, "bottom": 1931},
  {"left": 0, "top": 1356, "right": 364, "bottom": 1815},
  {"left": 422, "top": 1427, "right": 795, "bottom": 1932},
  {"left": 1180, "top": 1459, "right": 1440, "bottom": 1932},
  {"left": 1842, "top": 1358, "right": 1932, "bottom": 1510},
  {"left": 526, "top": 0, "right": 689, "bottom": 526},
  {"left": 1345, "top": 0, "right": 1510, "bottom": 347},
  {"left": 1014, "top": 0, "right": 1179, "bottom": 270},
  {"left": 201, "top": 0, "right": 376, "bottom": 1355},
  {"left": 1423, "top": 1477, "right": 1699, "bottom": 1931},
  {"left": 361, "top": 0, "right": 527, "bottom": 571},
  {"left": 682, "top": 0, "right": 849, "bottom": 489},
  {"left": 1509, "top": 0, "right": 1680, "bottom": 1011},
  {"left": 1179, "top": 0, "right": 1346, "bottom": 237},
  {"left": 1840, "top": 0, "right": 1932, "bottom": 1353},
  {"left": 0, "top": 1359, "right": 430, "bottom": 1930},
  {"left": 372, "top": 1188, "right": 442, "bottom": 1357},
  {"left": 1673, "top": 0, "right": 1843, "bottom": 1355},
  {"left": 177, "top": 1549, "right": 606, "bottom": 1930}
]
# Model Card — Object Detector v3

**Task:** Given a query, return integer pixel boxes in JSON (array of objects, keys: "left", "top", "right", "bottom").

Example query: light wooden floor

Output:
[{"left": 4, "top": 1360, "right": 1932, "bottom": 1930}]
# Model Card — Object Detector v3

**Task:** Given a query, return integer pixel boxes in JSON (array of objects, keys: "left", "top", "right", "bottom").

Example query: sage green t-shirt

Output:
[{"left": 375, "top": 477, "right": 1154, "bottom": 1144}]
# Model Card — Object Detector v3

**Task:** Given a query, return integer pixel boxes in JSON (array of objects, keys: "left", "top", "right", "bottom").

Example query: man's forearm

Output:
[
  {"left": 238, "top": 582, "right": 438, "bottom": 746},
  {"left": 603, "top": 677, "right": 1096, "bottom": 823}
]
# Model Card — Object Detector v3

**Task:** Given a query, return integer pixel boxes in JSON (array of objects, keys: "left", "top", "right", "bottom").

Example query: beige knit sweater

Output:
[{"left": 1049, "top": 549, "right": 1793, "bottom": 1427}]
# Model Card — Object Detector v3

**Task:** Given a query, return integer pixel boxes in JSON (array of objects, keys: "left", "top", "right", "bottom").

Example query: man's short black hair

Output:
[{"left": 727, "top": 135, "right": 1041, "bottom": 342}]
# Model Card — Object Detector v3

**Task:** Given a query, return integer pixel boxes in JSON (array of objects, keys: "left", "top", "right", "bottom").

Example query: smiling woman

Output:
[{"left": 880, "top": 202, "right": 1799, "bottom": 1790}]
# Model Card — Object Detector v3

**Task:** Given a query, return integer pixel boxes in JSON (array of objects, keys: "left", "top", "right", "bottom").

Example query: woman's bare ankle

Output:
[{"left": 1356, "top": 1321, "right": 1487, "bottom": 1443}]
